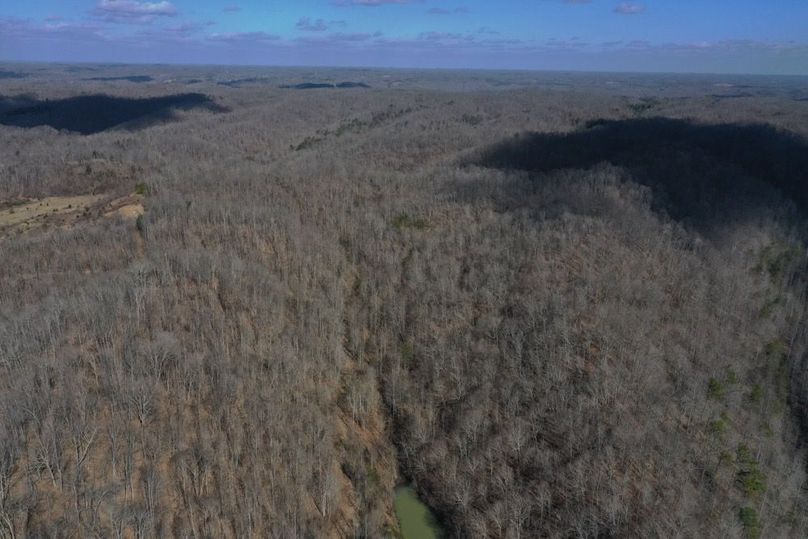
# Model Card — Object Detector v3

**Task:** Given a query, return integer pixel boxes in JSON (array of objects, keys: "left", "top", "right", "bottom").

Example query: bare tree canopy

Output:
[{"left": 1, "top": 65, "right": 808, "bottom": 538}]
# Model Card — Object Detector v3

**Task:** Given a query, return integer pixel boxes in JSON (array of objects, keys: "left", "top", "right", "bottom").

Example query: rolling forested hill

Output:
[{"left": 1, "top": 65, "right": 808, "bottom": 538}]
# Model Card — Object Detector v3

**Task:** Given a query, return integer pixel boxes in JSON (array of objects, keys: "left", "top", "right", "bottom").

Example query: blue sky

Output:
[{"left": 1, "top": 1, "right": 807, "bottom": 74}]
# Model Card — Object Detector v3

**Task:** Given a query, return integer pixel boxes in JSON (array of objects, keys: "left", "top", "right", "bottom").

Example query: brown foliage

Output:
[{"left": 1, "top": 66, "right": 807, "bottom": 538}]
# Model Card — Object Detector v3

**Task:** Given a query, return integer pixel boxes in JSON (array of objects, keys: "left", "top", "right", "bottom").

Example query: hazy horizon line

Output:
[{"left": 3, "top": 59, "right": 808, "bottom": 78}]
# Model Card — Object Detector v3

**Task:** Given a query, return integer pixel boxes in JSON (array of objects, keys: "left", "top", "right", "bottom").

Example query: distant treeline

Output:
[{"left": 279, "top": 81, "right": 371, "bottom": 89}]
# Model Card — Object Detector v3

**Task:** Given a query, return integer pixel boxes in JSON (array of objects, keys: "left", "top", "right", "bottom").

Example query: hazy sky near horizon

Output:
[{"left": 1, "top": 1, "right": 807, "bottom": 74}]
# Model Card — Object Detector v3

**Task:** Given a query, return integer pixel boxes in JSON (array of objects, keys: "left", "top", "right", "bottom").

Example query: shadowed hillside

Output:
[
  {"left": 83, "top": 76, "right": 154, "bottom": 83},
  {"left": 0, "top": 70, "right": 27, "bottom": 79},
  {"left": 474, "top": 118, "right": 808, "bottom": 226},
  {"left": 470, "top": 119, "right": 808, "bottom": 465},
  {"left": 0, "top": 93, "right": 226, "bottom": 134},
  {"left": 279, "top": 82, "right": 371, "bottom": 89}
]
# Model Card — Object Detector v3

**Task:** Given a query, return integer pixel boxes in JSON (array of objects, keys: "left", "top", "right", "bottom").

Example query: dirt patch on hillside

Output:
[
  {"left": 0, "top": 195, "right": 105, "bottom": 235},
  {"left": 0, "top": 193, "right": 145, "bottom": 238},
  {"left": 103, "top": 194, "right": 145, "bottom": 220}
]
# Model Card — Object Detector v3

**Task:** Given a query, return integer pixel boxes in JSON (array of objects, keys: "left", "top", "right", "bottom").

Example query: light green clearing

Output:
[{"left": 394, "top": 486, "right": 443, "bottom": 539}]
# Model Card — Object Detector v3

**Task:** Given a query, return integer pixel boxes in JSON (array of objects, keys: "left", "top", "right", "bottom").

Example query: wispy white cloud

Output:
[
  {"left": 614, "top": 2, "right": 645, "bottom": 15},
  {"left": 296, "top": 31, "right": 383, "bottom": 45},
  {"left": 207, "top": 31, "right": 281, "bottom": 43},
  {"left": 427, "top": 7, "right": 469, "bottom": 15},
  {"left": 3, "top": 12, "right": 806, "bottom": 76},
  {"left": 328, "top": 31, "right": 382, "bottom": 41},
  {"left": 634, "top": 39, "right": 808, "bottom": 54},
  {"left": 296, "top": 17, "right": 329, "bottom": 32},
  {"left": 333, "top": 0, "right": 420, "bottom": 6},
  {"left": 134, "top": 20, "right": 213, "bottom": 43},
  {"left": 164, "top": 21, "right": 213, "bottom": 35},
  {"left": 419, "top": 31, "right": 475, "bottom": 42},
  {"left": 0, "top": 16, "right": 108, "bottom": 41},
  {"left": 94, "top": 0, "right": 177, "bottom": 23},
  {"left": 544, "top": 37, "right": 588, "bottom": 50}
]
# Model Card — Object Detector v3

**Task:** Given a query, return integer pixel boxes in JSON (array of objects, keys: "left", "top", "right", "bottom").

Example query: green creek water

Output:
[{"left": 394, "top": 486, "right": 443, "bottom": 539}]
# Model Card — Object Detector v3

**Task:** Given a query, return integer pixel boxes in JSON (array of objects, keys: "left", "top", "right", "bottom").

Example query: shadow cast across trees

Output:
[
  {"left": 469, "top": 116, "right": 808, "bottom": 453},
  {"left": 0, "top": 93, "right": 227, "bottom": 135},
  {"left": 471, "top": 118, "right": 808, "bottom": 227},
  {"left": 0, "top": 70, "right": 27, "bottom": 79}
]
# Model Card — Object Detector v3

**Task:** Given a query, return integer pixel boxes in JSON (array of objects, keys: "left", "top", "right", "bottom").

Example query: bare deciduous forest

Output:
[{"left": 1, "top": 64, "right": 808, "bottom": 538}]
